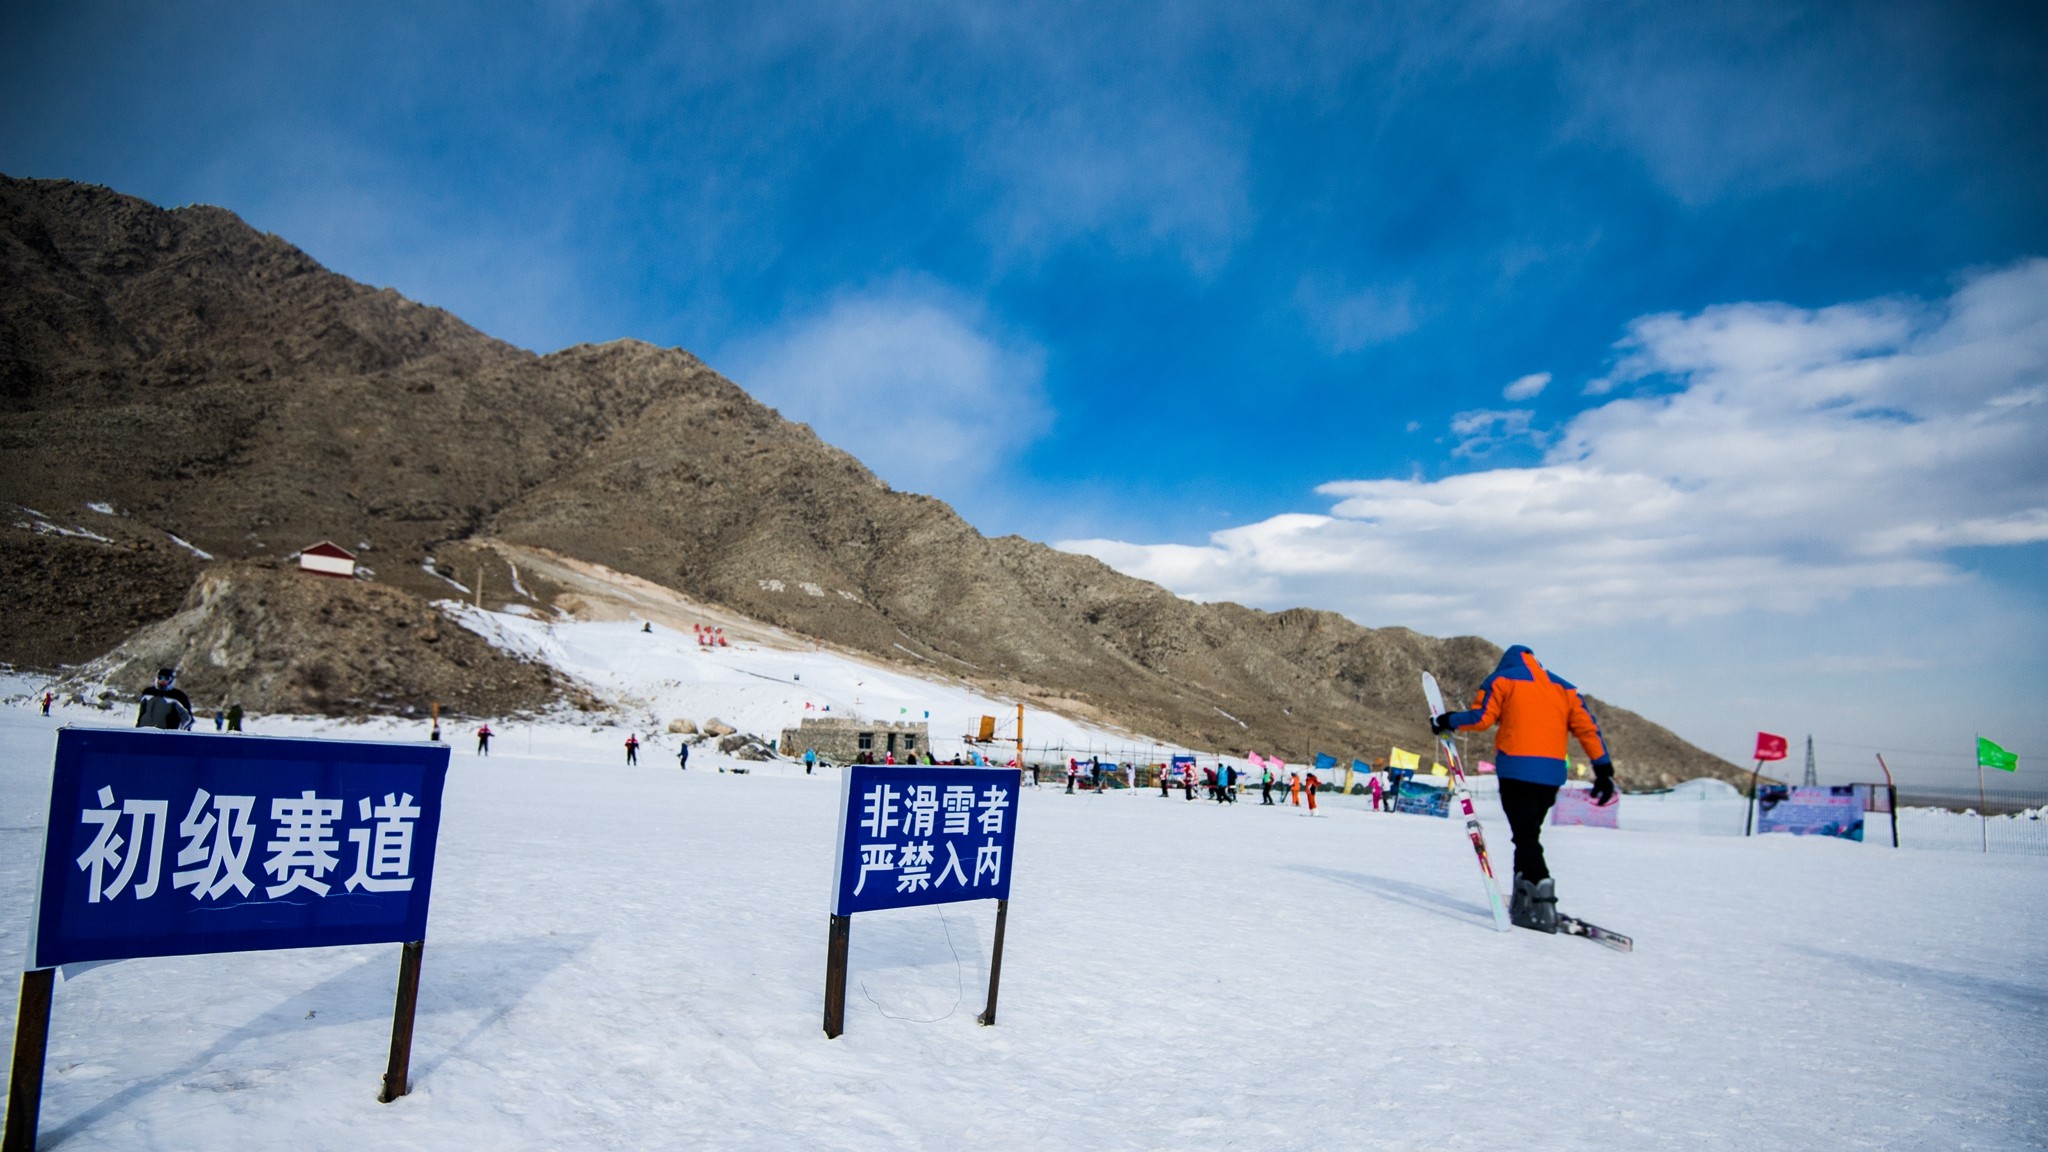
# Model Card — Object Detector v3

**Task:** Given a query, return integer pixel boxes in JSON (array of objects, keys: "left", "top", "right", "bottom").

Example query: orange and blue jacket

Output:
[{"left": 1442, "top": 646, "right": 1611, "bottom": 787}]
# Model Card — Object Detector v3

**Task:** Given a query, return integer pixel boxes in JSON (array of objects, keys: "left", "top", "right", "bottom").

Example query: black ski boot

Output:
[
  {"left": 1510, "top": 874, "right": 1537, "bottom": 930},
  {"left": 1511, "top": 874, "right": 1559, "bottom": 933},
  {"left": 1529, "top": 877, "right": 1559, "bottom": 934}
]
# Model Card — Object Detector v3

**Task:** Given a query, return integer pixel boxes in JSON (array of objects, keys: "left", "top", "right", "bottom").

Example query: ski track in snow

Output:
[{"left": 2, "top": 668, "right": 2043, "bottom": 1149}]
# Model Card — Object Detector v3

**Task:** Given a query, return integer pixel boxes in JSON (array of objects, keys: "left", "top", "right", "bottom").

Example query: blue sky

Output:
[{"left": 5, "top": 1, "right": 2045, "bottom": 782}]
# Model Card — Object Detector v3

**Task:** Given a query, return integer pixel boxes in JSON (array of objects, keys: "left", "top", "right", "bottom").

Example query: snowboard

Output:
[{"left": 1421, "top": 672, "right": 1512, "bottom": 933}]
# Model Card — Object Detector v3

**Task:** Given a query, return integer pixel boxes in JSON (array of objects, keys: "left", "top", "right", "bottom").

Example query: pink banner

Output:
[{"left": 1550, "top": 786, "right": 1618, "bottom": 829}]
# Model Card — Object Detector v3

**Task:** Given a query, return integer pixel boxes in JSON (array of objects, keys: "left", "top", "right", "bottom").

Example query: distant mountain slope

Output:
[{"left": 0, "top": 175, "right": 1738, "bottom": 786}]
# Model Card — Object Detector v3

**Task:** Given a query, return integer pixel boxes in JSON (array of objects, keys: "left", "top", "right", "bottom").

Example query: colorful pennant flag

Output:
[
  {"left": 1754, "top": 732, "right": 1789, "bottom": 761},
  {"left": 1389, "top": 747, "right": 1421, "bottom": 771}
]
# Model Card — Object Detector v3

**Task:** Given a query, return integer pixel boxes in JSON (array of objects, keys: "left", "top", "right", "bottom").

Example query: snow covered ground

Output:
[{"left": 3, "top": 687, "right": 2043, "bottom": 1150}]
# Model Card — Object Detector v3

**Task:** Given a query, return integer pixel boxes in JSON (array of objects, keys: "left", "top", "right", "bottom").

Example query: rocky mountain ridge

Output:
[{"left": 0, "top": 175, "right": 1740, "bottom": 787}]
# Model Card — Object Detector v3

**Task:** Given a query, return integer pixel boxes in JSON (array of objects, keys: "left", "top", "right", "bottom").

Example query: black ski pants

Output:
[{"left": 1498, "top": 777, "right": 1561, "bottom": 882}]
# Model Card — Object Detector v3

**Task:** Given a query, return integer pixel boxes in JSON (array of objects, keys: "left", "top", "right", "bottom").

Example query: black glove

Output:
[
  {"left": 1430, "top": 714, "right": 1455, "bottom": 736},
  {"left": 1589, "top": 761, "right": 1616, "bottom": 805}
]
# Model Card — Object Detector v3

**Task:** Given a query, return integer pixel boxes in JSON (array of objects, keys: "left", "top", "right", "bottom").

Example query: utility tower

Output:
[{"left": 1802, "top": 735, "right": 1818, "bottom": 787}]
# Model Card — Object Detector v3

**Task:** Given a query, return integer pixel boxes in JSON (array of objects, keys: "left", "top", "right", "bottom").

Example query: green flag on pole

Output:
[{"left": 1977, "top": 737, "right": 2018, "bottom": 772}]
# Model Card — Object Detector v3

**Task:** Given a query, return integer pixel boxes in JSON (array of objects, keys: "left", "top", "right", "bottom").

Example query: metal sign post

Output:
[
  {"left": 5, "top": 728, "right": 449, "bottom": 1148},
  {"left": 823, "top": 764, "right": 1021, "bottom": 1038}
]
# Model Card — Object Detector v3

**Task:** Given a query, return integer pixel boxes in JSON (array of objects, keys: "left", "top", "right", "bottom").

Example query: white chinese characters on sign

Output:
[
  {"left": 74, "top": 785, "right": 424, "bottom": 906},
  {"left": 266, "top": 791, "right": 344, "bottom": 898},
  {"left": 173, "top": 789, "right": 257, "bottom": 900},
  {"left": 851, "top": 779, "right": 1013, "bottom": 901},
  {"left": 75, "top": 786, "right": 168, "bottom": 903},
  {"left": 347, "top": 793, "right": 422, "bottom": 893}
]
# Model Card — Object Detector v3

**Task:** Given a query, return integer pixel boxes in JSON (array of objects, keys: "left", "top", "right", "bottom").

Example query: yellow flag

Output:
[
  {"left": 1430, "top": 763, "right": 1447, "bottom": 777},
  {"left": 1389, "top": 747, "right": 1421, "bottom": 771}
]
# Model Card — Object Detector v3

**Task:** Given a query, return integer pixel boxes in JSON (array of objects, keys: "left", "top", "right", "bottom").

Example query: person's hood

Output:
[{"left": 1493, "top": 644, "right": 1538, "bottom": 679}]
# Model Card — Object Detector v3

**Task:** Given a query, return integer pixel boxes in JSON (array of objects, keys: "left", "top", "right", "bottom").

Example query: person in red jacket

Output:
[
  {"left": 1434, "top": 645, "right": 1613, "bottom": 933},
  {"left": 625, "top": 734, "right": 640, "bottom": 765}
]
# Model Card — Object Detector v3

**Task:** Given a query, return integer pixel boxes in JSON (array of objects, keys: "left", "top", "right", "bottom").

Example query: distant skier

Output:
[
  {"left": 40, "top": 690, "right": 54, "bottom": 716},
  {"left": 1260, "top": 767, "right": 1274, "bottom": 805},
  {"left": 1067, "top": 760, "right": 1078, "bottom": 794},
  {"left": 1433, "top": 645, "right": 1613, "bottom": 934},
  {"left": 804, "top": 747, "right": 816, "bottom": 775},
  {"left": 135, "top": 667, "right": 194, "bottom": 730},
  {"left": 1304, "top": 771, "right": 1320, "bottom": 814},
  {"left": 476, "top": 724, "right": 493, "bottom": 755},
  {"left": 1158, "top": 767, "right": 1171, "bottom": 797},
  {"left": 1182, "top": 766, "right": 1195, "bottom": 801},
  {"left": 213, "top": 707, "right": 225, "bottom": 731},
  {"left": 1289, "top": 772, "right": 1302, "bottom": 807},
  {"left": 1369, "top": 772, "right": 1384, "bottom": 812},
  {"left": 678, "top": 742, "right": 691, "bottom": 770},
  {"left": 227, "top": 702, "right": 243, "bottom": 732},
  {"left": 625, "top": 734, "right": 640, "bottom": 765}
]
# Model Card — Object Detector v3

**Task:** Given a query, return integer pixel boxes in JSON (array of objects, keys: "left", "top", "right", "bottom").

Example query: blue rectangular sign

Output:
[
  {"left": 1393, "top": 776, "right": 1451, "bottom": 818},
  {"left": 831, "top": 765, "right": 1019, "bottom": 916},
  {"left": 1756, "top": 784, "right": 1864, "bottom": 841},
  {"left": 30, "top": 728, "right": 450, "bottom": 968}
]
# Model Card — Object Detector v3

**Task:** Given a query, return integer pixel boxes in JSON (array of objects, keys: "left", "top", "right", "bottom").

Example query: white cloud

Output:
[
  {"left": 1059, "top": 260, "right": 2048, "bottom": 639},
  {"left": 1503, "top": 371, "right": 1550, "bottom": 400},
  {"left": 1448, "top": 408, "right": 1544, "bottom": 457},
  {"left": 979, "top": 102, "right": 1252, "bottom": 276},
  {"left": 721, "top": 283, "right": 1050, "bottom": 496},
  {"left": 1296, "top": 279, "right": 1417, "bottom": 353}
]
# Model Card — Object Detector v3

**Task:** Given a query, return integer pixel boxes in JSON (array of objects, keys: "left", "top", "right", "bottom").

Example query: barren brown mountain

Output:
[{"left": 0, "top": 175, "right": 1739, "bottom": 787}]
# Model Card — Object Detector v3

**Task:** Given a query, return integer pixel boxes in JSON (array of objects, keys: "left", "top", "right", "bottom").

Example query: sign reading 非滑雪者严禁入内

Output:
[
  {"left": 29, "top": 727, "right": 448, "bottom": 969},
  {"left": 831, "top": 764, "right": 1018, "bottom": 917}
]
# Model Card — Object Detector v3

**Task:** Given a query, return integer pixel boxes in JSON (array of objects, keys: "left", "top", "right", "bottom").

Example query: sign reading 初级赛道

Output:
[
  {"left": 30, "top": 727, "right": 448, "bottom": 969},
  {"left": 831, "top": 764, "right": 1018, "bottom": 917}
]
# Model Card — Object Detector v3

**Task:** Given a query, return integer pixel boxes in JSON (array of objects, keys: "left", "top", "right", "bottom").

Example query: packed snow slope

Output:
[
  {"left": 2, "top": 701, "right": 2041, "bottom": 1150},
  {"left": 0, "top": 175, "right": 1736, "bottom": 789}
]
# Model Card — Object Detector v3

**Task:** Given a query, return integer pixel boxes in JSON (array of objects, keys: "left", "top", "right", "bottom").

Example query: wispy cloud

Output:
[
  {"left": 719, "top": 281, "right": 1050, "bottom": 498},
  {"left": 1060, "top": 260, "right": 2048, "bottom": 637},
  {"left": 1296, "top": 278, "right": 1417, "bottom": 353},
  {"left": 1503, "top": 371, "right": 1550, "bottom": 400}
]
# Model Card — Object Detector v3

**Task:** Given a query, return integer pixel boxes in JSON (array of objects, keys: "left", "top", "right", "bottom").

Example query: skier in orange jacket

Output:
[{"left": 1435, "top": 645, "right": 1613, "bottom": 933}]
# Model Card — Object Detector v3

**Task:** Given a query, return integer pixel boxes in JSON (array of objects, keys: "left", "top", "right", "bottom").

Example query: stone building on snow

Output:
[{"left": 779, "top": 716, "right": 929, "bottom": 762}]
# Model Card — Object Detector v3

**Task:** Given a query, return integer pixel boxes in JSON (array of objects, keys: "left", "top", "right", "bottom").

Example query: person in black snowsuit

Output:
[{"left": 135, "top": 668, "right": 194, "bottom": 730}]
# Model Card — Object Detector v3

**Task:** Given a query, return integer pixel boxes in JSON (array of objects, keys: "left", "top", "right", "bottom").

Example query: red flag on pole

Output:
[{"left": 1754, "top": 732, "right": 1789, "bottom": 761}]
